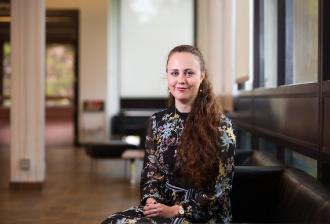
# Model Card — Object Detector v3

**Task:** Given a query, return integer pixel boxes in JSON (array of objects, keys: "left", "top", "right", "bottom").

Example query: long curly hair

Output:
[{"left": 167, "top": 45, "right": 222, "bottom": 190}]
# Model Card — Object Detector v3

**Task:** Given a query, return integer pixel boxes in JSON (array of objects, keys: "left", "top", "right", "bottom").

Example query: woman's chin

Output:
[{"left": 174, "top": 96, "right": 195, "bottom": 104}]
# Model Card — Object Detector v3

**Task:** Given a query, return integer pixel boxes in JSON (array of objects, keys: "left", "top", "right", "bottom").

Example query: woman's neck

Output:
[{"left": 175, "top": 101, "right": 192, "bottom": 113}]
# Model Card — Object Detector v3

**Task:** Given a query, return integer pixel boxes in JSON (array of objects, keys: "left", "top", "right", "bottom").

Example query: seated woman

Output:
[{"left": 101, "top": 45, "right": 236, "bottom": 224}]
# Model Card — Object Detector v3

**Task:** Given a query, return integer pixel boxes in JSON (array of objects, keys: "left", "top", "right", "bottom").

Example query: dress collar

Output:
[{"left": 169, "top": 105, "right": 189, "bottom": 119}]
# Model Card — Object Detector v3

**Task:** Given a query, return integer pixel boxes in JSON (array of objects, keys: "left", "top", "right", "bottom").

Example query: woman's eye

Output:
[
  {"left": 186, "top": 71, "right": 194, "bottom": 77},
  {"left": 171, "top": 71, "right": 179, "bottom": 76}
]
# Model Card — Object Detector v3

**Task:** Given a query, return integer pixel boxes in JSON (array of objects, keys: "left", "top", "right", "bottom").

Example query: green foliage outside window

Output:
[{"left": 2, "top": 43, "right": 75, "bottom": 107}]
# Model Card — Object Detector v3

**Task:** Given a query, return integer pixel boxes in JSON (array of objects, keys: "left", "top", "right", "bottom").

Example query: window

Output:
[
  {"left": 255, "top": 0, "right": 318, "bottom": 87},
  {"left": 263, "top": 0, "right": 278, "bottom": 88},
  {"left": 284, "top": 148, "right": 317, "bottom": 178},
  {"left": 285, "top": 0, "right": 318, "bottom": 84},
  {"left": 46, "top": 44, "right": 75, "bottom": 106},
  {"left": 1, "top": 43, "right": 75, "bottom": 107}
]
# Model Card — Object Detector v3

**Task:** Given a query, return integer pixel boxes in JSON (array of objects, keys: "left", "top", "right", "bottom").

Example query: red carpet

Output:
[{"left": 0, "top": 121, "right": 73, "bottom": 147}]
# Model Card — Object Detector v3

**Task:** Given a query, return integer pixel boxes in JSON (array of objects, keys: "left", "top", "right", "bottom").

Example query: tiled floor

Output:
[{"left": 0, "top": 122, "right": 140, "bottom": 224}]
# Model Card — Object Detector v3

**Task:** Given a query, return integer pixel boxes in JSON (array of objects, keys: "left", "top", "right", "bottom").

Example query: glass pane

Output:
[
  {"left": 285, "top": 148, "right": 317, "bottom": 178},
  {"left": 46, "top": 44, "right": 75, "bottom": 106},
  {"left": 292, "top": 0, "right": 318, "bottom": 84},
  {"left": 263, "top": 0, "right": 278, "bottom": 88}
]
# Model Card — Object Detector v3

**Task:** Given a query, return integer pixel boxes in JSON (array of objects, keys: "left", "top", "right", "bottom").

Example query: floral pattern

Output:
[{"left": 101, "top": 106, "right": 236, "bottom": 224}]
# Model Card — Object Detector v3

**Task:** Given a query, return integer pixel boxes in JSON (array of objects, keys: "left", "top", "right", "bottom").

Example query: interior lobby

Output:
[{"left": 0, "top": 0, "right": 329, "bottom": 223}]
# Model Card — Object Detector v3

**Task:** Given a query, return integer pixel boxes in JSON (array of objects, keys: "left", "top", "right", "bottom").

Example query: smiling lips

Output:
[{"left": 176, "top": 87, "right": 188, "bottom": 92}]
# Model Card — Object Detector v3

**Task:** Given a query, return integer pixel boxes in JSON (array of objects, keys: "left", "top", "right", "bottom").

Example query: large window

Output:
[
  {"left": 46, "top": 44, "right": 75, "bottom": 106},
  {"left": 263, "top": 0, "right": 278, "bottom": 88},
  {"left": 286, "top": 0, "right": 318, "bottom": 84},
  {"left": 1, "top": 43, "right": 75, "bottom": 107},
  {"left": 254, "top": 0, "right": 318, "bottom": 88}
]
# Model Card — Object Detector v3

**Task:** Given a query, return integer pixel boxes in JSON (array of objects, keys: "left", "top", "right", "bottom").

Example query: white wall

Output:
[
  {"left": 46, "top": 0, "right": 109, "bottom": 141},
  {"left": 120, "top": 0, "right": 194, "bottom": 98}
]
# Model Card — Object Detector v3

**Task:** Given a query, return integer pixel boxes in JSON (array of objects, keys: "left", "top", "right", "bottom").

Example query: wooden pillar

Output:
[{"left": 10, "top": 0, "right": 45, "bottom": 188}]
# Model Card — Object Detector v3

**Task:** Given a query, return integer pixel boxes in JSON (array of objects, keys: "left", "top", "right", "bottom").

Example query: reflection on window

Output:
[
  {"left": 46, "top": 44, "right": 74, "bottom": 106},
  {"left": 263, "top": 0, "right": 278, "bottom": 88},
  {"left": 287, "top": 0, "right": 318, "bottom": 84},
  {"left": 285, "top": 148, "right": 317, "bottom": 178}
]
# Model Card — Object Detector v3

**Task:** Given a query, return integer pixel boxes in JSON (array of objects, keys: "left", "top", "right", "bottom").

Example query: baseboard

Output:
[{"left": 10, "top": 182, "right": 44, "bottom": 190}]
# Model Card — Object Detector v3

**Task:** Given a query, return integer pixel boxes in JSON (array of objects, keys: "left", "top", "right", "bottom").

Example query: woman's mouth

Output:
[{"left": 176, "top": 87, "right": 188, "bottom": 92}]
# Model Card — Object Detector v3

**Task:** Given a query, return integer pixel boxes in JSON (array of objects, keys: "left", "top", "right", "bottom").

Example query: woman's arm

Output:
[
  {"left": 180, "top": 116, "right": 236, "bottom": 222},
  {"left": 140, "top": 116, "right": 163, "bottom": 205}
]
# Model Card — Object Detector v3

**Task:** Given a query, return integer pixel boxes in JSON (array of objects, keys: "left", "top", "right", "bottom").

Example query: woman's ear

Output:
[{"left": 201, "top": 72, "right": 205, "bottom": 82}]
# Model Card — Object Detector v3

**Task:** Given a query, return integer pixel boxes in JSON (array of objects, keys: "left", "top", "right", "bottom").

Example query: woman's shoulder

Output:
[
  {"left": 151, "top": 107, "right": 174, "bottom": 120},
  {"left": 219, "top": 113, "right": 233, "bottom": 128},
  {"left": 148, "top": 107, "right": 173, "bottom": 122},
  {"left": 218, "top": 113, "right": 236, "bottom": 144}
]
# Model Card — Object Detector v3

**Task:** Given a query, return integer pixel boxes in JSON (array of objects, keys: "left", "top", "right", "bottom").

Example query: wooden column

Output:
[{"left": 10, "top": 0, "right": 45, "bottom": 188}]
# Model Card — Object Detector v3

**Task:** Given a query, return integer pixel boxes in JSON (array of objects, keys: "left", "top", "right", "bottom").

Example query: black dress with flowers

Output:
[{"left": 101, "top": 106, "right": 236, "bottom": 224}]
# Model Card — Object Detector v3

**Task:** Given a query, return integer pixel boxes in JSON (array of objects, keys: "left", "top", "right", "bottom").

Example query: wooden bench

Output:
[{"left": 122, "top": 149, "right": 145, "bottom": 185}]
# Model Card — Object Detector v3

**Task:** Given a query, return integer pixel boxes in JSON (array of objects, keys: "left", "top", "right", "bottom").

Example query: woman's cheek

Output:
[{"left": 168, "top": 81, "right": 176, "bottom": 90}]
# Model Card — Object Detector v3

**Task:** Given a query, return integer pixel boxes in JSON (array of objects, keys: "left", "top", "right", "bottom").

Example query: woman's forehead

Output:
[{"left": 167, "top": 52, "right": 200, "bottom": 68}]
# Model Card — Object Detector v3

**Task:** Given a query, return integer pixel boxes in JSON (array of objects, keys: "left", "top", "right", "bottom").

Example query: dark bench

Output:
[
  {"left": 111, "top": 113, "right": 150, "bottom": 148},
  {"left": 232, "top": 150, "right": 330, "bottom": 223},
  {"left": 85, "top": 140, "right": 139, "bottom": 158},
  {"left": 84, "top": 112, "right": 149, "bottom": 159}
]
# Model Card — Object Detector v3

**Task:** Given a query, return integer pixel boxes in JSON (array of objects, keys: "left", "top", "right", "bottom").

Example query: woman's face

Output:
[{"left": 167, "top": 52, "right": 204, "bottom": 105}]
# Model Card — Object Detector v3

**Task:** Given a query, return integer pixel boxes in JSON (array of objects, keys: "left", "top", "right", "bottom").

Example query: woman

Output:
[{"left": 101, "top": 45, "right": 236, "bottom": 224}]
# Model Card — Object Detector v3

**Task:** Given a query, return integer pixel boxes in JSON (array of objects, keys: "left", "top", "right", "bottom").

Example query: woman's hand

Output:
[
  {"left": 143, "top": 202, "right": 179, "bottom": 218},
  {"left": 145, "top": 197, "right": 157, "bottom": 205}
]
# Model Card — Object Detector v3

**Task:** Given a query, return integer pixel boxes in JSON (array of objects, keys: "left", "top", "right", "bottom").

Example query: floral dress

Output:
[{"left": 101, "top": 106, "right": 236, "bottom": 224}]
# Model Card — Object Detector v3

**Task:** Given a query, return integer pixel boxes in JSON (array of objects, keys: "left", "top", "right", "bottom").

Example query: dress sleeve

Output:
[
  {"left": 140, "top": 116, "right": 163, "bottom": 205},
  {"left": 180, "top": 116, "right": 236, "bottom": 223}
]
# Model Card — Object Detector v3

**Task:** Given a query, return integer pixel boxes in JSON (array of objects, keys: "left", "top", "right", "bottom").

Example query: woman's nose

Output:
[{"left": 177, "top": 73, "right": 186, "bottom": 83}]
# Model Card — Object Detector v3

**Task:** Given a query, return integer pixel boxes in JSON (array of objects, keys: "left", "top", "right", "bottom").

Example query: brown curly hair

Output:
[{"left": 166, "top": 45, "right": 222, "bottom": 190}]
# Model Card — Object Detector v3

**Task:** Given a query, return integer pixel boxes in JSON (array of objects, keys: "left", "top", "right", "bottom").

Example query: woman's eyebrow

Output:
[{"left": 167, "top": 68, "right": 194, "bottom": 72}]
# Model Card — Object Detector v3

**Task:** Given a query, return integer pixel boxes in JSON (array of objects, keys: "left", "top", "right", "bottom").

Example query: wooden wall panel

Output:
[
  {"left": 254, "top": 98, "right": 283, "bottom": 131},
  {"left": 253, "top": 97, "right": 318, "bottom": 145},
  {"left": 282, "top": 97, "right": 318, "bottom": 144}
]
